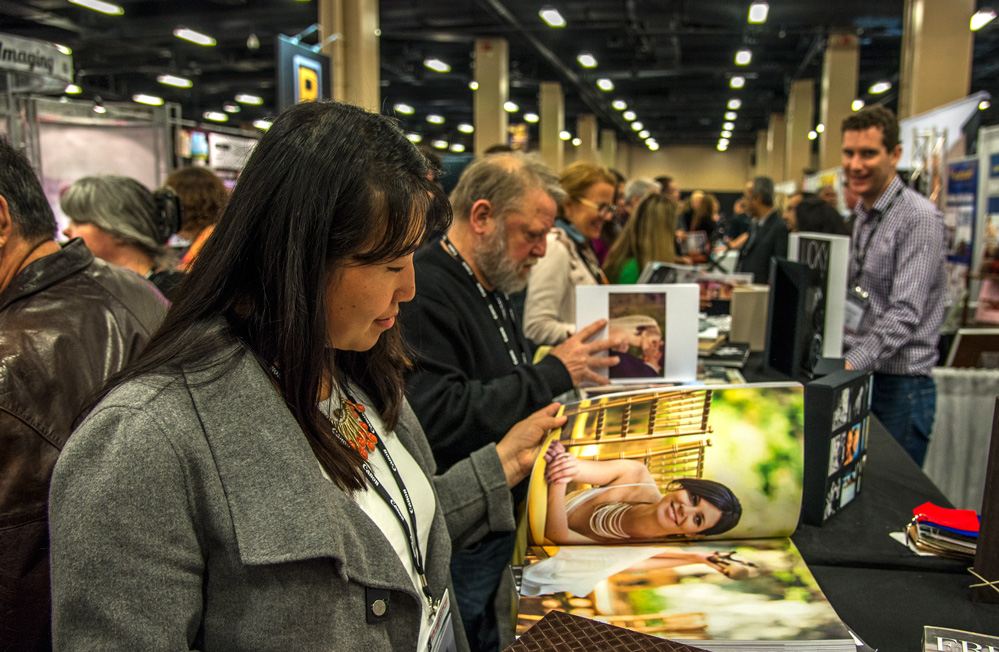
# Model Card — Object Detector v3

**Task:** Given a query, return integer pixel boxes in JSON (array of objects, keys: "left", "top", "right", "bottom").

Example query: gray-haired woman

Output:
[{"left": 61, "top": 175, "right": 185, "bottom": 299}]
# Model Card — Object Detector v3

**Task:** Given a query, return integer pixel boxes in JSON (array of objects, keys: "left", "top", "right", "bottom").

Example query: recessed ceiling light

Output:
[
  {"left": 559, "top": 130, "right": 571, "bottom": 141},
  {"left": 571, "top": 137, "right": 581, "bottom": 146},
  {"left": 539, "top": 7, "right": 566, "bottom": 27},
  {"left": 203, "top": 111, "right": 228, "bottom": 122},
  {"left": 725, "top": 111, "right": 737, "bottom": 120},
  {"left": 717, "top": 142, "right": 728, "bottom": 151},
  {"left": 504, "top": 101, "right": 519, "bottom": 112},
  {"left": 69, "top": 0, "right": 123, "bottom": 15},
  {"left": 54, "top": 44, "right": 73, "bottom": 55},
  {"left": 852, "top": 99, "right": 865, "bottom": 111},
  {"left": 457, "top": 123, "right": 474, "bottom": 133},
  {"left": 748, "top": 2, "right": 769, "bottom": 24},
  {"left": 816, "top": 124, "right": 825, "bottom": 133},
  {"left": 432, "top": 139, "right": 448, "bottom": 149},
  {"left": 808, "top": 130, "right": 818, "bottom": 140},
  {"left": 719, "top": 138, "right": 730, "bottom": 146},
  {"left": 92, "top": 101, "right": 107, "bottom": 114},
  {"left": 174, "top": 28, "right": 216, "bottom": 47},
  {"left": 235, "top": 93, "right": 263, "bottom": 105},
  {"left": 424, "top": 58, "right": 451, "bottom": 73},
  {"left": 157, "top": 74, "right": 192, "bottom": 88},
  {"left": 869, "top": 81, "right": 892, "bottom": 94},
  {"left": 577, "top": 52, "right": 597, "bottom": 68},
  {"left": 469, "top": 81, "right": 479, "bottom": 90},
  {"left": 971, "top": 9, "right": 996, "bottom": 30},
  {"left": 723, "top": 121, "right": 735, "bottom": 130},
  {"left": 631, "top": 121, "right": 643, "bottom": 131},
  {"left": 639, "top": 130, "right": 649, "bottom": 138},
  {"left": 730, "top": 76, "right": 745, "bottom": 89},
  {"left": 649, "top": 144, "right": 660, "bottom": 151},
  {"left": 524, "top": 113, "right": 540, "bottom": 123},
  {"left": 980, "top": 100, "right": 992, "bottom": 110},
  {"left": 427, "top": 114, "right": 445, "bottom": 124},
  {"left": 727, "top": 98, "right": 742, "bottom": 110},
  {"left": 450, "top": 143, "right": 466, "bottom": 152},
  {"left": 721, "top": 130, "right": 732, "bottom": 138},
  {"left": 132, "top": 94, "right": 164, "bottom": 106},
  {"left": 394, "top": 103, "right": 415, "bottom": 115},
  {"left": 735, "top": 49, "right": 752, "bottom": 65},
  {"left": 64, "top": 84, "right": 82, "bottom": 94},
  {"left": 406, "top": 133, "right": 423, "bottom": 143},
  {"left": 253, "top": 119, "right": 272, "bottom": 130},
  {"left": 596, "top": 78, "right": 614, "bottom": 91},
  {"left": 612, "top": 100, "right": 627, "bottom": 110},
  {"left": 223, "top": 102, "right": 240, "bottom": 113},
  {"left": 623, "top": 110, "right": 636, "bottom": 121}
]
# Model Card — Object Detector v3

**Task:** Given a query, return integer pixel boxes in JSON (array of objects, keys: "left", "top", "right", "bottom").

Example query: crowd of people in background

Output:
[{"left": 0, "top": 101, "right": 943, "bottom": 652}]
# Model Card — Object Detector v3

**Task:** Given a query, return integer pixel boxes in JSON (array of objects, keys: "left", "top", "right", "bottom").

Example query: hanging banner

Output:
[
  {"left": 0, "top": 33, "right": 73, "bottom": 93},
  {"left": 945, "top": 159, "right": 978, "bottom": 265}
]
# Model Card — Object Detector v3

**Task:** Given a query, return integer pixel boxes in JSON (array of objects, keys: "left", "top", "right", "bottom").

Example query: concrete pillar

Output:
[
  {"left": 600, "top": 128, "right": 617, "bottom": 169},
  {"left": 899, "top": 0, "right": 975, "bottom": 119},
  {"left": 319, "top": 0, "right": 379, "bottom": 112},
  {"left": 473, "top": 38, "right": 509, "bottom": 154},
  {"left": 577, "top": 114, "right": 599, "bottom": 164},
  {"left": 755, "top": 129, "right": 769, "bottom": 178},
  {"left": 785, "top": 80, "right": 814, "bottom": 184},
  {"left": 767, "top": 114, "right": 786, "bottom": 183},
  {"left": 539, "top": 82, "right": 564, "bottom": 172},
  {"left": 820, "top": 33, "right": 859, "bottom": 171}
]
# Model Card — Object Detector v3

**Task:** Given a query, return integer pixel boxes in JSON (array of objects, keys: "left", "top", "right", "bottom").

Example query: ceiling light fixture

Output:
[
  {"left": 253, "top": 119, "right": 272, "bottom": 130},
  {"left": 730, "top": 76, "right": 745, "bottom": 89},
  {"left": 559, "top": 130, "right": 571, "bottom": 141},
  {"left": 469, "top": 81, "right": 479, "bottom": 90},
  {"left": 406, "top": 133, "right": 423, "bottom": 142},
  {"left": 980, "top": 100, "right": 992, "bottom": 110},
  {"left": 247, "top": 33, "right": 260, "bottom": 50},
  {"left": 748, "top": 2, "right": 769, "bottom": 24},
  {"left": 539, "top": 7, "right": 566, "bottom": 27},
  {"left": 524, "top": 113, "right": 539, "bottom": 123},
  {"left": 450, "top": 143, "right": 466, "bottom": 153},
  {"left": 235, "top": 93, "right": 263, "bottom": 105},
  {"left": 427, "top": 114, "right": 445, "bottom": 124},
  {"left": 203, "top": 111, "right": 228, "bottom": 122},
  {"left": 735, "top": 49, "right": 752, "bottom": 65},
  {"left": 571, "top": 137, "right": 581, "bottom": 146},
  {"left": 869, "top": 81, "right": 891, "bottom": 94},
  {"left": 174, "top": 28, "right": 216, "bottom": 46},
  {"left": 631, "top": 121, "right": 643, "bottom": 131},
  {"left": 596, "top": 78, "right": 614, "bottom": 91},
  {"left": 54, "top": 44, "right": 73, "bottom": 55},
  {"left": 717, "top": 142, "right": 728, "bottom": 152},
  {"left": 852, "top": 99, "right": 865, "bottom": 111},
  {"left": 504, "top": 101, "right": 519, "bottom": 112},
  {"left": 721, "top": 130, "right": 732, "bottom": 138},
  {"left": 132, "top": 94, "right": 164, "bottom": 106},
  {"left": 808, "top": 130, "right": 818, "bottom": 140},
  {"left": 725, "top": 111, "right": 737, "bottom": 120},
  {"left": 971, "top": 9, "right": 996, "bottom": 30},
  {"left": 69, "top": 0, "right": 123, "bottom": 15},
  {"left": 723, "top": 121, "right": 735, "bottom": 130},
  {"left": 157, "top": 74, "right": 192, "bottom": 88},
  {"left": 623, "top": 110, "right": 636, "bottom": 121},
  {"left": 612, "top": 100, "right": 627, "bottom": 110},
  {"left": 92, "top": 98, "right": 107, "bottom": 114},
  {"left": 727, "top": 98, "right": 742, "bottom": 110},
  {"left": 457, "top": 123, "right": 474, "bottom": 133},
  {"left": 65, "top": 84, "right": 82, "bottom": 94},
  {"left": 223, "top": 103, "right": 240, "bottom": 113},
  {"left": 424, "top": 58, "right": 451, "bottom": 73},
  {"left": 577, "top": 52, "right": 597, "bottom": 68},
  {"left": 432, "top": 139, "right": 448, "bottom": 149},
  {"left": 393, "top": 103, "right": 415, "bottom": 114},
  {"left": 639, "top": 130, "right": 650, "bottom": 138},
  {"left": 649, "top": 143, "right": 660, "bottom": 151}
]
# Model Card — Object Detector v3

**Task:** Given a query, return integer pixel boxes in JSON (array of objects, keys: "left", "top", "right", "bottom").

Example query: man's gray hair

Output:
[
  {"left": 623, "top": 177, "right": 661, "bottom": 204},
  {"left": 749, "top": 176, "right": 775, "bottom": 206},
  {"left": 449, "top": 153, "right": 566, "bottom": 222}
]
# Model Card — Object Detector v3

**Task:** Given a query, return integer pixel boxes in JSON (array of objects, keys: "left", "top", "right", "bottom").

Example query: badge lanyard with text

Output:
[
  {"left": 440, "top": 235, "right": 530, "bottom": 366},
  {"left": 845, "top": 186, "right": 903, "bottom": 334}
]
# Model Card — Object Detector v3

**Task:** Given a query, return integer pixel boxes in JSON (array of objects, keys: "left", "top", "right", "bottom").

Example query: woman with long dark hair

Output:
[{"left": 48, "top": 101, "right": 562, "bottom": 651}]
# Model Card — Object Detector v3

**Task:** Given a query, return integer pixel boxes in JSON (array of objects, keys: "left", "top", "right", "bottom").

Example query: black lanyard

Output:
[
  {"left": 330, "top": 388, "right": 439, "bottom": 616},
  {"left": 852, "top": 185, "right": 903, "bottom": 287},
  {"left": 440, "top": 235, "right": 530, "bottom": 366}
]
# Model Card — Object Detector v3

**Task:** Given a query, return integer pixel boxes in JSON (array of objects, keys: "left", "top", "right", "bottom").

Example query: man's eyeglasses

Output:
[{"left": 575, "top": 197, "right": 615, "bottom": 215}]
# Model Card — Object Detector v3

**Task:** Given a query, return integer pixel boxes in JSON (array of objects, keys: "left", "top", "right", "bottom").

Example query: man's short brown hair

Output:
[{"left": 842, "top": 105, "right": 900, "bottom": 151}]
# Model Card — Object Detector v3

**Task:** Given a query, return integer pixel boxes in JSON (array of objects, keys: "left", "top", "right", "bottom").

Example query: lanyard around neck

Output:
[
  {"left": 852, "top": 185, "right": 903, "bottom": 287},
  {"left": 440, "top": 235, "right": 529, "bottom": 366}
]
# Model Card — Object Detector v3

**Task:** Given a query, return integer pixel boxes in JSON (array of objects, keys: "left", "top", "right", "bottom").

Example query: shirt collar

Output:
[
  {"left": 555, "top": 217, "right": 586, "bottom": 244},
  {"left": 857, "top": 174, "right": 903, "bottom": 221}
]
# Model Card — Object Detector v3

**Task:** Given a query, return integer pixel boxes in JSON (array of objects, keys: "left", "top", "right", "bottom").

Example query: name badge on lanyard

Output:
[
  {"left": 844, "top": 286, "right": 869, "bottom": 334},
  {"left": 428, "top": 588, "right": 457, "bottom": 652}
]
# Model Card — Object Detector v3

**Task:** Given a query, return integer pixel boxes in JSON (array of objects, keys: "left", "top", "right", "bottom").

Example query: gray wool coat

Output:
[{"left": 49, "top": 342, "right": 515, "bottom": 652}]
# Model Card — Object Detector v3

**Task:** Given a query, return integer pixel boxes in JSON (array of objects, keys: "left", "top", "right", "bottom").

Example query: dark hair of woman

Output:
[
  {"left": 82, "top": 100, "right": 452, "bottom": 491},
  {"left": 670, "top": 477, "right": 742, "bottom": 536},
  {"left": 795, "top": 195, "right": 850, "bottom": 236}
]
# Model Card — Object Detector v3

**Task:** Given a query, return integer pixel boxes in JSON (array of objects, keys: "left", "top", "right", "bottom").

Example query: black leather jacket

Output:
[{"left": 0, "top": 238, "right": 168, "bottom": 651}]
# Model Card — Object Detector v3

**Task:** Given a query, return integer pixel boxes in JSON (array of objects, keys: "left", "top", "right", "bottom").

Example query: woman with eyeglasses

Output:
[{"left": 523, "top": 162, "right": 617, "bottom": 346}]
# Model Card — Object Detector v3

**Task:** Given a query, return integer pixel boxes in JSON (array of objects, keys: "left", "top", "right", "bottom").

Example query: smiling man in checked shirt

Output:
[{"left": 840, "top": 106, "right": 947, "bottom": 467}]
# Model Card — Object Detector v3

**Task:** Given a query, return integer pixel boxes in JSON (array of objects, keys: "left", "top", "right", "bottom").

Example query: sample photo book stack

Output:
[{"left": 514, "top": 384, "right": 856, "bottom": 652}]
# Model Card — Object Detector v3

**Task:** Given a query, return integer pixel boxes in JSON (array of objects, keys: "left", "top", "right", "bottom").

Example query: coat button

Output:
[{"left": 371, "top": 599, "right": 387, "bottom": 617}]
